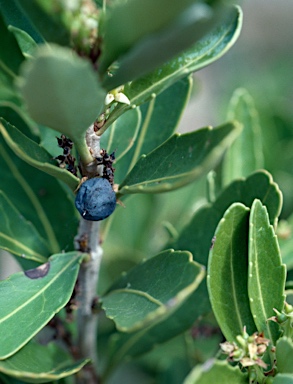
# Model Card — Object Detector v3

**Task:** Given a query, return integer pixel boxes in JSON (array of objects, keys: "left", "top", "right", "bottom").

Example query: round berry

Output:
[{"left": 75, "top": 177, "right": 116, "bottom": 221}]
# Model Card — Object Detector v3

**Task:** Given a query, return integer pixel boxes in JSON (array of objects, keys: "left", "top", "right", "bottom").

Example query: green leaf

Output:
[
  {"left": 118, "top": 122, "right": 241, "bottom": 194},
  {"left": 0, "top": 341, "right": 89, "bottom": 383},
  {"left": 0, "top": 12, "right": 25, "bottom": 79},
  {"left": 276, "top": 337, "right": 293, "bottom": 374},
  {"left": 207, "top": 203, "right": 257, "bottom": 342},
  {"left": 99, "top": 5, "right": 242, "bottom": 130},
  {"left": 248, "top": 200, "right": 286, "bottom": 344},
  {"left": 0, "top": 137, "right": 79, "bottom": 254},
  {"left": 99, "top": 0, "right": 205, "bottom": 75},
  {"left": 171, "top": 170, "right": 282, "bottom": 269},
  {"left": 0, "top": 0, "right": 43, "bottom": 44},
  {"left": 0, "top": 191, "right": 49, "bottom": 262},
  {"left": 100, "top": 107, "right": 141, "bottom": 163},
  {"left": 0, "top": 251, "right": 84, "bottom": 359},
  {"left": 0, "top": 119, "right": 79, "bottom": 191},
  {"left": 113, "top": 76, "right": 192, "bottom": 184},
  {"left": 102, "top": 4, "right": 234, "bottom": 88},
  {"left": 222, "top": 88, "right": 264, "bottom": 185},
  {"left": 8, "top": 25, "right": 38, "bottom": 57},
  {"left": 183, "top": 360, "right": 247, "bottom": 384},
  {"left": 104, "top": 273, "right": 207, "bottom": 373},
  {"left": 0, "top": 102, "right": 39, "bottom": 140},
  {"left": 18, "top": 44, "right": 105, "bottom": 141},
  {"left": 273, "top": 374, "right": 293, "bottom": 384},
  {"left": 15, "top": 0, "right": 70, "bottom": 45},
  {"left": 101, "top": 249, "right": 205, "bottom": 332}
]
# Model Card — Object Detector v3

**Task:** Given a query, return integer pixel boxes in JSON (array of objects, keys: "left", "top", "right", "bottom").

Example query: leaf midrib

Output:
[{"left": 0, "top": 254, "right": 79, "bottom": 324}]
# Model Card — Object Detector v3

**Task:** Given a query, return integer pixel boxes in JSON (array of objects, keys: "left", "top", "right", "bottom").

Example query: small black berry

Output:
[{"left": 75, "top": 177, "right": 116, "bottom": 221}]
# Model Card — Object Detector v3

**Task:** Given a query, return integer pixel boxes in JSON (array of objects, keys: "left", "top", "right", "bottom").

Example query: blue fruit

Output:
[{"left": 75, "top": 177, "right": 116, "bottom": 221}]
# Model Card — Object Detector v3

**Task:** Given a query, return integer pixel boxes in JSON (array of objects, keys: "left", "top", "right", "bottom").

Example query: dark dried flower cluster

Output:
[
  {"left": 96, "top": 149, "right": 116, "bottom": 186},
  {"left": 55, "top": 134, "right": 78, "bottom": 176}
]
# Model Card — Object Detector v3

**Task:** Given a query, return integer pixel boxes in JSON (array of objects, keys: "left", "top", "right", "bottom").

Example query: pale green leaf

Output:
[
  {"left": 101, "top": 249, "right": 205, "bottom": 332},
  {"left": 223, "top": 88, "right": 264, "bottom": 185},
  {"left": 248, "top": 200, "right": 286, "bottom": 344},
  {"left": 8, "top": 25, "right": 38, "bottom": 57},
  {"left": 183, "top": 360, "right": 248, "bottom": 384},
  {"left": 98, "top": 6, "right": 242, "bottom": 132},
  {"left": 207, "top": 203, "right": 257, "bottom": 342},
  {"left": 0, "top": 119, "right": 79, "bottom": 191},
  {"left": 276, "top": 337, "right": 293, "bottom": 374},
  {"left": 0, "top": 341, "right": 89, "bottom": 383},
  {"left": 0, "top": 191, "right": 49, "bottom": 262},
  {"left": 0, "top": 251, "right": 84, "bottom": 359},
  {"left": 273, "top": 374, "right": 293, "bottom": 384},
  {"left": 18, "top": 45, "right": 105, "bottom": 141},
  {"left": 118, "top": 122, "right": 241, "bottom": 194},
  {"left": 183, "top": 360, "right": 247, "bottom": 384}
]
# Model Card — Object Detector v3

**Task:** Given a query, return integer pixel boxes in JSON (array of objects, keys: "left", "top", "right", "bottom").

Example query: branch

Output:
[
  {"left": 74, "top": 125, "right": 103, "bottom": 383},
  {"left": 75, "top": 220, "right": 102, "bottom": 383}
]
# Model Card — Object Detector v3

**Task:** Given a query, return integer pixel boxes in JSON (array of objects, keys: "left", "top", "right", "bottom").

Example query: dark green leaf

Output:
[
  {"left": 207, "top": 203, "right": 257, "bottom": 342},
  {"left": 171, "top": 170, "right": 282, "bottom": 267},
  {"left": 98, "top": 0, "right": 205, "bottom": 75},
  {"left": 183, "top": 360, "right": 247, "bottom": 384},
  {"left": 15, "top": 0, "right": 70, "bottom": 45},
  {"left": 0, "top": 341, "right": 89, "bottom": 383},
  {"left": 0, "top": 12, "right": 25, "bottom": 78},
  {"left": 0, "top": 0, "right": 43, "bottom": 43},
  {"left": 0, "top": 252, "right": 84, "bottom": 359},
  {"left": 0, "top": 119, "right": 79, "bottom": 191},
  {"left": 118, "top": 122, "right": 241, "bottom": 194},
  {"left": 18, "top": 45, "right": 105, "bottom": 141},
  {"left": 222, "top": 88, "right": 264, "bottom": 185},
  {"left": 101, "top": 249, "right": 205, "bottom": 332},
  {"left": 248, "top": 200, "right": 286, "bottom": 344},
  {"left": 114, "top": 76, "right": 192, "bottom": 184},
  {"left": 0, "top": 191, "right": 49, "bottom": 262},
  {"left": 0, "top": 102, "right": 39, "bottom": 140},
  {"left": 0, "top": 137, "right": 79, "bottom": 254},
  {"left": 98, "top": 5, "right": 242, "bottom": 131},
  {"left": 276, "top": 337, "right": 293, "bottom": 374}
]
